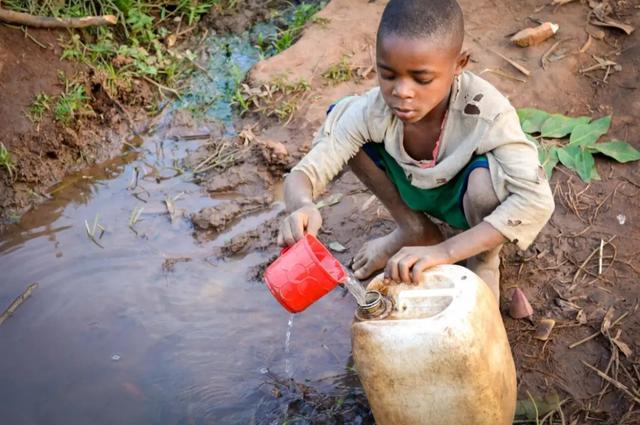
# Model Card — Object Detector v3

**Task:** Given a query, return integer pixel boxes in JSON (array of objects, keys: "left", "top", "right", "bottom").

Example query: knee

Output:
[{"left": 463, "top": 168, "right": 500, "bottom": 226}]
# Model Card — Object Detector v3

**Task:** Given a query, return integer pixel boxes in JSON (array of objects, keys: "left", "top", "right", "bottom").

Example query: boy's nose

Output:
[{"left": 392, "top": 81, "right": 413, "bottom": 99}]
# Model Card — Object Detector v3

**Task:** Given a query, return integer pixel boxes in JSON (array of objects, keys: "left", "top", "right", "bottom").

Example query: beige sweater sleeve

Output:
[
  {"left": 481, "top": 110, "right": 555, "bottom": 250},
  {"left": 291, "top": 95, "right": 372, "bottom": 198}
]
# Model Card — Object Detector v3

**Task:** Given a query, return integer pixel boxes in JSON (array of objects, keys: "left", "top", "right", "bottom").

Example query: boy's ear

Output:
[{"left": 455, "top": 51, "right": 471, "bottom": 75}]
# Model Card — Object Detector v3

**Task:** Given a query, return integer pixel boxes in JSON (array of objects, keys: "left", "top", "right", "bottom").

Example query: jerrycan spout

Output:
[{"left": 355, "top": 290, "right": 393, "bottom": 321}]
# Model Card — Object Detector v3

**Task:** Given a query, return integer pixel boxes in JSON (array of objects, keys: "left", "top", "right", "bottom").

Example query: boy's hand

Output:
[
  {"left": 384, "top": 244, "right": 452, "bottom": 284},
  {"left": 277, "top": 203, "right": 323, "bottom": 246}
]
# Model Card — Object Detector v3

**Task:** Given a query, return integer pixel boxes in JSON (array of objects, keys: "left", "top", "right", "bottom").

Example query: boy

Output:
[{"left": 277, "top": 0, "right": 555, "bottom": 301}]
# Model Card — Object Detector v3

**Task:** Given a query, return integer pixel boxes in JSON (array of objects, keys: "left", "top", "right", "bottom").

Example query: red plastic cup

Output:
[{"left": 264, "top": 234, "right": 346, "bottom": 313}]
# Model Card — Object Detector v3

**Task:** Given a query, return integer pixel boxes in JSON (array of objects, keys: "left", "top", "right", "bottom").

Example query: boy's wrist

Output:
[{"left": 438, "top": 240, "right": 459, "bottom": 264}]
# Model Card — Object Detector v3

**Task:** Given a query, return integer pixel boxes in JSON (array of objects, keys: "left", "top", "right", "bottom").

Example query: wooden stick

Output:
[
  {"left": 0, "top": 283, "right": 38, "bottom": 326},
  {"left": 572, "top": 235, "right": 616, "bottom": 284},
  {"left": 141, "top": 76, "right": 181, "bottom": 98},
  {"left": 582, "top": 361, "right": 640, "bottom": 404},
  {"left": 598, "top": 239, "right": 604, "bottom": 275},
  {"left": 480, "top": 68, "right": 528, "bottom": 83},
  {"left": 493, "top": 50, "right": 531, "bottom": 76},
  {"left": 0, "top": 8, "right": 117, "bottom": 28}
]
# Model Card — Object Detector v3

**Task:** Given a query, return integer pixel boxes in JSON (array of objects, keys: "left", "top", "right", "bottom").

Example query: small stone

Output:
[
  {"left": 509, "top": 288, "right": 534, "bottom": 319},
  {"left": 111, "top": 354, "right": 121, "bottom": 361},
  {"left": 617, "top": 214, "right": 626, "bottom": 225}
]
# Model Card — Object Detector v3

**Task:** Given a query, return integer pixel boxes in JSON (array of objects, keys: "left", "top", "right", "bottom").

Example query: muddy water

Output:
[{"left": 0, "top": 110, "right": 359, "bottom": 423}]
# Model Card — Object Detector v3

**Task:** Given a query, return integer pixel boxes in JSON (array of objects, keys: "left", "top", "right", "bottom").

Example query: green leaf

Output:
[
  {"left": 527, "top": 133, "right": 541, "bottom": 148},
  {"left": 589, "top": 140, "right": 640, "bottom": 163},
  {"left": 590, "top": 164, "right": 601, "bottom": 181},
  {"left": 558, "top": 145, "right": 595, "bottom": 182},
  {"left": 517, "top": 108, "right": 550, "bottom": 134},
  {"left": 574, "top": 149, "right": 595, "bottom": 182},
  {"left": 540, "top": 146, "right": 559, "bottom": 179},
  {"left": 569, "top": 116, "right": 611, "bottom": 146},
  {"left": 328, "top": 241, "right": 347, "bottom": 253},
  {"left": 541, "top": 114, "right": 590, "bottom": 138},
  {"left": 315, "top": 193, "right": 343, "bottom": 209},
  {"left": 557, "top": 145, "right": 578, "bottom": 171}
]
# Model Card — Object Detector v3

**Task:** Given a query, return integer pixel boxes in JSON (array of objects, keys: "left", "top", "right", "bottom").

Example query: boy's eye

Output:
[
  {"left": 381, "top": 73, "right": 395, "bottom": 80},
  {"left": 417, "top": 79, "right": 434, "bottom": 85}
]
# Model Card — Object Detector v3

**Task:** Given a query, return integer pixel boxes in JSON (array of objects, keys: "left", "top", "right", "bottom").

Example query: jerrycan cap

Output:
[{"left": 355, "top": 290, "right": 393, "bottom": 321}]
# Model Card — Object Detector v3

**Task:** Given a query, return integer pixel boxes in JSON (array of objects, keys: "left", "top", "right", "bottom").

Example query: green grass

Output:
[
  {"left": 265, "top": 2, "right": 324, "bottom": 54},
  {"left": 0, "top": 143, "right": 16, "bottom": 181},
  {"left": 233, "top": 75, "right": 310, "bottom": 122},
  {"left": 54, "top": 76, "right": 91, "bottom": 124},
  {"left": 4, "top": 0, "right": 226, "bottom": 113},
  {"left": 322, "top": 56, "right": 354, "bottom": 85},
  {"left": 28, "top": 93, "right": 52, "bottom": 123}
]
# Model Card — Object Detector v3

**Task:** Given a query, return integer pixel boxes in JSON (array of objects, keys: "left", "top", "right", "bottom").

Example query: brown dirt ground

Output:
[
  {"left": 198, "top": 0, "right": 640, "bottom": 422},
  {"left": 0, "top": 25, "right": 153, "bottom": 227}
]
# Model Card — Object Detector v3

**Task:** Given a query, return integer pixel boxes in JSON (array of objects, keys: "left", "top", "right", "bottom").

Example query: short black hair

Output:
[{"left": 377, "top": 0, "right": 464, "bottom": 50}]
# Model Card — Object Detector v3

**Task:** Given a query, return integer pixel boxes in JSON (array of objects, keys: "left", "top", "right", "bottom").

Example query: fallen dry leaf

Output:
[
  {"left": 576, "top": 309, "right": 588, "bottom": 324},
  {"left": 600, "top": 306, "right": 615, "bottom": 335},
  {"left": 534, "top": 318, "right": 556, "bottom": 341},
  {"left": 612, "top": 329, "right": 633, "bottom": 358},
  {"left": 590, "top": 17, "right": 635, "bottom": 35}
]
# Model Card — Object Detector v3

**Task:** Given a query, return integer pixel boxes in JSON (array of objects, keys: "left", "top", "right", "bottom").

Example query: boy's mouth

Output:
[{"left": 392, "top": 107, "right": 417, "bottom": 120}]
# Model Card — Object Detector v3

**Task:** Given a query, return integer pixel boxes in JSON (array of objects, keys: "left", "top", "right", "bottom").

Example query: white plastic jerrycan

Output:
[{"left": 351, "top": 264, "right": 516, "bottom": 425}]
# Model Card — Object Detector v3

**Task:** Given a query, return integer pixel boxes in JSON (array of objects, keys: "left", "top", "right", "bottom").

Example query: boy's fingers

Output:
[
  {"left": 281, "top": 220, "right": 295, "bottom": 246},
  {"left": 411, "top": 259, "right": 430, "bottom": 283},
  {"left": 277, "top": 230, "right": 284, "bottom": 247},
  {"left": 398, "top": 255, "right": 417, "bottom": 283},
  {"left": 385, "top": 255, "right": 400, "bottom": 282},
  {"left": 290, "top": 214, "right": 305, "bottom": 242},
  {"left": 306, "top": 211, "right": 322, "bottom": 236}
]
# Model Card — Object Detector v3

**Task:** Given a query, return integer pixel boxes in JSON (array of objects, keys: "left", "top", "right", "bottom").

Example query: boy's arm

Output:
[
  {"left": 384, "top": 222, "right": 506, "bottom": 283},
  {"left": 278, "top": 94, "right": 374, "bottom": 246},
  {"left": 277, "top": 171, "right": 322, "bottom": 246},
  {"left": 387, "top": 109, "right": 555, "bottom": 283}
]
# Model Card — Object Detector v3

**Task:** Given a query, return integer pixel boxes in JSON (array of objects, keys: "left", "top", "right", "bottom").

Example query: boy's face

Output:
[{"left": 377, "top": 34, "right": 466, "bottom": 124}]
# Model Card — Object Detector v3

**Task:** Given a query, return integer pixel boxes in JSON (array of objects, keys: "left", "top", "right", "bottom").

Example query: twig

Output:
[
  {"left": 571, "top": 235, "right": 616, "bottom": 285},
  {"left": 582, "top": 361, "right": 640, "bottom": 405},
  {"left": 526, "top": 390, "right": 541, "bottom": 425},
  {"left": 598, "top": 239, "right": 604, "bottom": 275},
  {"left": 580, "top": 59, "right": 618, "bottom": 74},
  {"left": 0, "top": 7, "right": 117, "bottom": 28},
  {"left": 479, "top": 68, "right": 527, "bottom": 83},
  {"left": 579, "top": 35, "right": 592, "bottom": 54},
  {"left": 567, "top": 224, "right": 592, "bottom": 238},
  {"left": 569, "top": 310, "right": 629, "bottom": 348},
  {"left": 21, "top": 26, "right": 48, "bottom": 49},
  {"left": 0, "top": 283, "right": 39, "bottom": 326},
  {"left": 540, "top": 398, "right": 569, "bottom": 424},
  {"left": 541, "top": 39, "right": 563, "bottom": 69},
  {"left": 141, "top": 76, "right": 181, "bottom": 99},
  {"left": 492, "top": 50, "right": 531, "bottom": 76}
]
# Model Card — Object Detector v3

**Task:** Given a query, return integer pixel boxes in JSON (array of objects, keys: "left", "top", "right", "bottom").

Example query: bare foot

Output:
[{"left": 352, "top": 227, "right": 442, "bottom": 280}]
